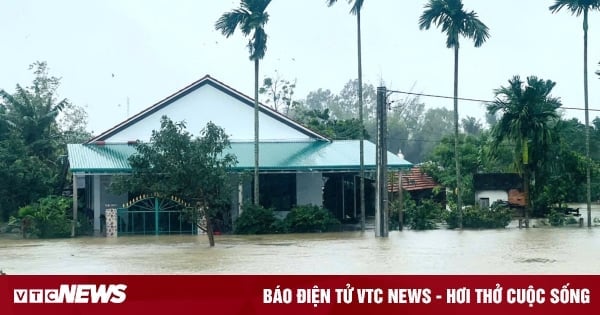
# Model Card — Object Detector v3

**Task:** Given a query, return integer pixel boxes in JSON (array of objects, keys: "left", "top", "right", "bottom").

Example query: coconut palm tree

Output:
[
  {"left": 550, "top": 0, "right": 600, "bottom": 227},
  {"left": 215, "top": 0, "right": 271, "bottom": 205},
  {"left": 419, "top": 0, "right": 489, "bottom": 229},
  {"left": 326, "top": 0, "right": 367, "bottom": 231},
  {"left": 487, "top": 76, "right": 561, "bottom": 222}
]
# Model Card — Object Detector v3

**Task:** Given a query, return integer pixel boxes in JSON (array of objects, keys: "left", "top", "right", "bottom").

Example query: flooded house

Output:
[{"left": 66, "top": 75, "right": 412, "bottom": 236}]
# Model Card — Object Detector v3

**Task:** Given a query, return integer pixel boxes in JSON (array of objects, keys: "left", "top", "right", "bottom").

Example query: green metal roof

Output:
[{"left": 67, "top": 140, "right": 412, "bottom": 174}]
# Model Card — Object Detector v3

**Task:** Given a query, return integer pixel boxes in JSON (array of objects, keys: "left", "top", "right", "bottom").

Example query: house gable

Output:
[{"left": 88, "top": 75, "right": 328, "bottom": 143}]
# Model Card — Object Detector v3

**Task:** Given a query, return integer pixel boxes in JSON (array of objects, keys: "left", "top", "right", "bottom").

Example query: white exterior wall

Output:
[
  {"left": 296, "top": 172, "right": 323, "bottom": 207},
  {"left": 104, "top": 84, "right": 312, "bottom": 142},
  {"left": 475, "top": 190, "right": 508, "bottom": 204}
]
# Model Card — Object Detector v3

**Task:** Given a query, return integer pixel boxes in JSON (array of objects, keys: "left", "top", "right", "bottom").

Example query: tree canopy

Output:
[
  {"left": 0, "top": 61, "right": 90, "bottom": 221},
  {"left": 112, "top": 116, "right": 237, "bottom": 246}
]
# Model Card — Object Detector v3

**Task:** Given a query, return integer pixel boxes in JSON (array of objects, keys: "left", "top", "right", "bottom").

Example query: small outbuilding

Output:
[{"left": 473, "top": 173, "right": 525, "bottom": 209}]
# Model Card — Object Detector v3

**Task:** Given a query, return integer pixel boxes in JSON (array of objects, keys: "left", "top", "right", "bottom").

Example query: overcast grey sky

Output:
[{"left": 2, "top": 0, "right": 600, "bottom": 134}]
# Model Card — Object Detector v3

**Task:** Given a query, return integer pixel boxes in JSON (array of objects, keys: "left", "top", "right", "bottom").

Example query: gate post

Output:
[{"left": 105, "top": 208, "right": 118, "bottom": 237}]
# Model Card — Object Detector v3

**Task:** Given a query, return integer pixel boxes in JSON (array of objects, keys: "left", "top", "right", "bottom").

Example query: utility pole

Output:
[{"left": 375, "top": 86, "right": 388, "bottom": 237}]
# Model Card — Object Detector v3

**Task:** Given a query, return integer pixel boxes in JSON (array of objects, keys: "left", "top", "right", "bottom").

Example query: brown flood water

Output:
[{"left": 2, "top": 208, "right": 600, "bottom": 275}]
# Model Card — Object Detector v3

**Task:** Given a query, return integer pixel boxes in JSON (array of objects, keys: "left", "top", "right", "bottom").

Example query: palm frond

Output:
[
  {"left": 549, "top": 0, "right": 600, "bottom": 15},
  {"left": 243, "top": 0, "right": 272, "bottom": 14},
  {"left": 215, "top": 10, "right": 250, "bottom": 37},
  {"left": 420, "top": 0, "right": 488, "bottom": 49},
  {"left": 418, "top": 0, "right": 448, "bottom": 31},
  {"left": 216, "top": 0, "right": 271, "bottom": 61},
  {"left": 488, "top": 75, "right": 561, "bottom": 164},
  {"left": 326, "top": 0, "right": 363, "bottom": 15},
  {"left": 349, "top": 0, "right": 364, "bottom": 15},
  {"left": 462, "top": 11, "right": 490, "bottom": 47},
  {"left": 248, "top": 27, "right": 267, "bottom": 60},
  {"left": 49, "top": 98, "right": 68, "bottom": 117}
]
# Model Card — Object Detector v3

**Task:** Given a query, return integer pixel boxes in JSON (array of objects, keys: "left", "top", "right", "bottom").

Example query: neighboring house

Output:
[
  {"left": 388, "top": 166, "right": 444, "bottom": 203},
  {"left": 473, "top": 173, "right": 525, "bottom": 208},
  {"left": 67, "top": 75, "right": 412, "bottom": 236}
]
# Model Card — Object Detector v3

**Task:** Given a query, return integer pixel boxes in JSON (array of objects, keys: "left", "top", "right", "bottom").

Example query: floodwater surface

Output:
[{"left": 2, "top": 213, "right": 600, "bottom": 275}]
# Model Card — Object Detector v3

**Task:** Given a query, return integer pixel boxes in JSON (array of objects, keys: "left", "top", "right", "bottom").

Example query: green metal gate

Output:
[{"left": 116, "top": 194, "right": 202, "bottom": 236}]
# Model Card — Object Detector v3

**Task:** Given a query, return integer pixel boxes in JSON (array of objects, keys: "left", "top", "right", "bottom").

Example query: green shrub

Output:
[
  {"left": 565, "top": 216, "right": 579, "bottom": 225},
  {"left": 547, "top": 209, "right": 565, "bottom": 226},
  {"left": 388, "top": 194, "right": 415, "bottom": 230},
  {"left": 234, "top": 204, "right": 282, "bottom": 234},
  {"left": 405, "top": 199, "right": 443, "bottom": 230},
  {"left": 18, "top": 196, "right": 72, "bottom": 238},
  {"left": 76, "top": 210, "right": 94, "bottom": 236},
  {"left": 446, "top": 205, "right": 512, "bottom": 229},
  {"left": 284, "top": 205, "right": 340, "bottom": 233}
]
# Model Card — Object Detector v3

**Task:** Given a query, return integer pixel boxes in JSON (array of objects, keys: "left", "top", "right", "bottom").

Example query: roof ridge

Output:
[{"left": 87, "top": 75, "right": 330, "bottom": 143}]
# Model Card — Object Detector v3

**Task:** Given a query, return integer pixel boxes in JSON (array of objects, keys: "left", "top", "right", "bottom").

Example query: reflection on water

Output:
[{"left": 2, "top": 220, "right": 600, "bottom": 275}]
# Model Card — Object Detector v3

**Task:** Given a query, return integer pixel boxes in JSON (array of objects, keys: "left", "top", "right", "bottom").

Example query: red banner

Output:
[{"left": 0, "top": 275, "right": 596, "bottom": 314}]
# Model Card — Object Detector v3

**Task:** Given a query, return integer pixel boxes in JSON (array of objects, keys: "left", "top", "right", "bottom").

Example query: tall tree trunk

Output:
[
  {"left": 584, "top": 9, "right": 592, "bottom": 227},
  {"left": 453, "top": 45, "right": 462, "bottom": 229},
  {"left": 357, "top": 10, "right": 365, "bottom": 232},
  {"left": 206, "top": 215, "right": 215, "bottom": 247},
  {"left": 254, "top": 59, "right": 260, "bottom": 206}
]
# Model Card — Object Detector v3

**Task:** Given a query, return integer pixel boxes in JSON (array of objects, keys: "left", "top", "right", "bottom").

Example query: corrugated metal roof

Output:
[
  {"left": 68, "top": 140, "right": 412, "bottom": 174},
  {"left": 67, "top": 143, "right": 138, "bottom": 173}
]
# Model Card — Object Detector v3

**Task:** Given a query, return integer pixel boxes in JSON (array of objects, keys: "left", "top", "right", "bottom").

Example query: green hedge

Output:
[
  {"left": 284, "top": 205, "right": 340, "bottom": 233},
  {"left": 234, "top": 204, "right": 283, "bottom": 234},
  {"left": 446, "top": 205, "right": 512, "bottom": 229},
  {"left": 390, "top": 197, "right": 444, "bottom": 230},
  {"left": 17, "top": 196, "right": 72, "bottom": 238},
  {"left": 234, "top": 204, "right": 341, "bottom": 234}
]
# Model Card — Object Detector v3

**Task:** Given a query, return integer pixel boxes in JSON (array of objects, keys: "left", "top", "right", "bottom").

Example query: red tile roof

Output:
[{"left": 388, "top": 166, "right": 439, "bottom": 192}]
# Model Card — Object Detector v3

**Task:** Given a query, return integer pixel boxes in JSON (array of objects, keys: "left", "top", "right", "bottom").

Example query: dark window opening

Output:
[{"left": 257, "top": 173, "right": 296, "bottom": 211}]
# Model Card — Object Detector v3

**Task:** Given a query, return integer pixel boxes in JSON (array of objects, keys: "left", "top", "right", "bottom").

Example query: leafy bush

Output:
[
  {"left": 547, "top": 209, "right": 565, "bottom": 226},
  {"left": 284, "top": 205, "right": 340, "bottom": 233},
  {"left": 17, "top": 196, "right": 72, "bottom": 238},
  {"left": 390, "top": 197, "right": 445, "bottom": 230},
  {"left": 565, "top": 216, "right": 579, "bottom": 225},
  {"left": 446, "top": 204, "right": 512, "bottom": 229},
  {"left": 234, "top": 204, "right": 283, "bottom": 234},
  {"left": 388, "top": 194, "right": 414, "bottom": 230},
  {"left": 405, "top": 199, "right": 443, "bottom": 230},
  {"left": 76, "top": 210, "right": 94, "bottom": 236}
]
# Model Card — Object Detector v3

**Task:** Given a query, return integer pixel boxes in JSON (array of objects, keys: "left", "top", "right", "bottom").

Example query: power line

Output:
[{"left": 387, "top": 89, "right": 600, "bottom": 113}]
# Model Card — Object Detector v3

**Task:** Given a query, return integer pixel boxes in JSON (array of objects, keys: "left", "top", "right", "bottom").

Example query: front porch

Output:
[
  {"left": 67, "top": 140, "right": 411, "bottom": 236},
  {"left": 72, "top": 171, "right": 378, "bottom": 236}
]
